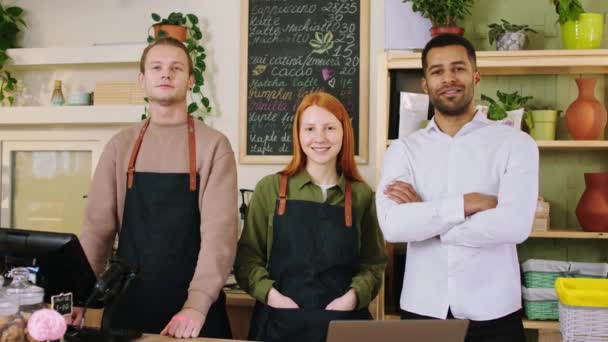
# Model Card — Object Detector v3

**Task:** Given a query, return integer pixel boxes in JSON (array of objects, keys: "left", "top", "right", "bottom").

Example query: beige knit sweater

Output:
[{"left": 80, "top": 119, "right": 238, "bottom": 316}]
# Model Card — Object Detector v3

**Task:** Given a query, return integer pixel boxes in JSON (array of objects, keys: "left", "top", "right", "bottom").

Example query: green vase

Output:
[
  {"left": 561, "top": 13, "right": 604, "bottom": 49},
  {"left": 529, "top": 110, "right": 558, "bottom": 141}
]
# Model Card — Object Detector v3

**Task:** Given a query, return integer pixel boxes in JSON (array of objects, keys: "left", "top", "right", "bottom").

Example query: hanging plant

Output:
[
  {"left": 144, "top": 12, "right": 211, "bottom": 121},
  {"left": 0, "top": 3, "right": 26, "bottom": 105}
]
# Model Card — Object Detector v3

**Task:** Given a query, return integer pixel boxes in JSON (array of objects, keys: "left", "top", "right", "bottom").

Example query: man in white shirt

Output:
[{"left": 376, "top": 34, "right": 538, "bottom": 342}]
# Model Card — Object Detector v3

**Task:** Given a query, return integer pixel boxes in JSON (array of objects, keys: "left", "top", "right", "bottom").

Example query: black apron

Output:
[
  {"left": 249, "top": 174, "right": 372, "bottom": 342},
  {"left": 104, "top": 116, "right": 231, "bottom": 338}
]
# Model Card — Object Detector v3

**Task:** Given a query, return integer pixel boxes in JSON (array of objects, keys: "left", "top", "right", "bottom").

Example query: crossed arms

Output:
[{"left": 376, "top": 137, "right": 539, "bottom": 248}]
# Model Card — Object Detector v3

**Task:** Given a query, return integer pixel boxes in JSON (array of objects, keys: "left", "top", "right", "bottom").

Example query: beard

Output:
[{"left": 429, "top": 85, "right": 475, "bottom": 117}]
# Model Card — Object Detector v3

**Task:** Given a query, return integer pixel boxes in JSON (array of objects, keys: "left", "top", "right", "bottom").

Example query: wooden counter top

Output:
[{"left": 137, "top": 336, "right": 248, "bottom": 341}]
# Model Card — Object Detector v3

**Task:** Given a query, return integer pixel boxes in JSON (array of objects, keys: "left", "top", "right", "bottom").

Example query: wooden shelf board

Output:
[
  {"left": 0, "top": 105, "right": 144, "bottom": 125},
  {"left": 5, "top": 44, "right": 146, "bottom": 67},
  {"left": 386, "top": 49, "right": 608, "bottom": 75},
  {"left": 537, "top": 140, "right": 608, "bottom": 149},
  {"left": 523, "top": 319, "right": 560, "bottom": 331},
  {"left": 530, "top": 229, "right": 608, "bottom": 239}
]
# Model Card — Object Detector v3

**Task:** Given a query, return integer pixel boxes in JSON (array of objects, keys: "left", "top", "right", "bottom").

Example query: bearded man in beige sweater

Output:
[{"left": 79, "top": 37, "right": 237, "bottom": 339}]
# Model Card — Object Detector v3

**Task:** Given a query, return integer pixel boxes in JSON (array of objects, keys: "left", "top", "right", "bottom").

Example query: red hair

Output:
[{"left": 281, "top": 91, "right": 363, "bottom": 182}]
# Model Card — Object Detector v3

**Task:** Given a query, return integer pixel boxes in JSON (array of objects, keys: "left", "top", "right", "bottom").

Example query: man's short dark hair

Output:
[
  {"left": 139, "top": 37, "right": 193, "bottom": 75},
  {"left": 421, "top": 34, "right": 477, "bottom": 73}
]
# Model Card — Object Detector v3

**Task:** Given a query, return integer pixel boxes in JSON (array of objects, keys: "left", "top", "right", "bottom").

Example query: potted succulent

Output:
[
  {"left": 401, "top": 0, "right": 476, "bottom": 37},
  {"left": 552, "top": 0, "right": 604, "bottom": 49},
  {"left": 488, "top": 19, "right": 537, "bottom": 51},
  {"left": 0, "top": 3, "right": 26, "bottom": 106},
  {"left": 146, "top": 12, "right": 211, "bottom": 120},
  {"left": 481, "top": 90, "right": 533, "bottom": 130}
]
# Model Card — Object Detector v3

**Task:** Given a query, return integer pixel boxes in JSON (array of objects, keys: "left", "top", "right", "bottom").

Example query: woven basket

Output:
[
  {"left": 557, "top": 278, "right": 608, "bottom": 341},
  {"left": 559, "top": 303, "right": 608, "bottom": 341},
  {"left": 522, "top": 287, "right": 559, "bottom": 320},
  {"left": 524, "top": 272, "right": 564, "bottom": 288},
  {"left": 524, "top": 300, "right": 559, "bottom": 320},
  {"left": 522, "top": 259, "right": 570, "bottom": 288},
  {"left": 522, "top": 259, "right": 608, "bottom": 288}
]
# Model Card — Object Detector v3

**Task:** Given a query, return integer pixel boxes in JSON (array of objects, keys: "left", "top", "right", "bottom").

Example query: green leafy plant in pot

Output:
[
  {"left": 145, "top": 12, "right": 210, "bottom": 120},
  {"left": 481, "top": 90, "right": 533, "bottom": 130},
  {"left": 552, "top": 0, "right": 604, "bottom": 49},
  {"left": 402, "top": 0, "right": 476, "bottom": 37},
  {"left": 0, "top": 3, "right": 26, "bottom": 106},
  {"left": 488, "top": 19, "right": 537, "bottom": 51}
]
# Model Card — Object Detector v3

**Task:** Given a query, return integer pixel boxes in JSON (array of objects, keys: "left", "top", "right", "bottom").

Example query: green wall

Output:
[{"left": 464, "top": 0, "right": 608, "bottom": 51}]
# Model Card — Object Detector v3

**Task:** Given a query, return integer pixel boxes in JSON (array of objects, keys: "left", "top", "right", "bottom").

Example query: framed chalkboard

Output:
[{"left": 239, "top": 0, "right": 369, "bottom": 164}]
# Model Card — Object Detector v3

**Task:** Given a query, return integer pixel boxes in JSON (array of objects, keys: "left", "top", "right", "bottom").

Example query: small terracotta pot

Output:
[
  {"left": 430, "top": 26, "right": 465, "bottom": 37},
  {"left": 153, "top": 24, "right": 187, "bottom": 42},
  {"left": 576, "top": 172, "right": 608, "bottom": 232}
]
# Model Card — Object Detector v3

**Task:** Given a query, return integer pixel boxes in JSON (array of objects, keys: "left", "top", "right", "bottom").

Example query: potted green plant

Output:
[
  {"left": 0, "top": 3, "right": 25, "bottom": 106},
  {"left": 488, "top": 19, "right": 537, "bottom": 51},
  {"left": 481, "top": 90, "right": 533, "bottom": 130},
  {"left": 145, "top": 12, "right": 211, "bottom": 120},
  {"left": 552, "top": 0, "right": 604, "bottom": 49},
  {"left": 401, "top": 0, "right": 476, "bottom": 37}
]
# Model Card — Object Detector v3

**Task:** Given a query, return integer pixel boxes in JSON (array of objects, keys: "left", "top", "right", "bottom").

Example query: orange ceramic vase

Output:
[
  {"left": 565, "top": 78, "right": 607, "bottom": 140},
  {"left": 576, "top": 172, "right": 608, "bottom": 232}
]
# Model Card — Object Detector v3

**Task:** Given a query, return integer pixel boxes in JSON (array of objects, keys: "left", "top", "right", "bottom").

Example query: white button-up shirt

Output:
[{"left": 376, "top": 109, "right": 539, "bottom": 321}]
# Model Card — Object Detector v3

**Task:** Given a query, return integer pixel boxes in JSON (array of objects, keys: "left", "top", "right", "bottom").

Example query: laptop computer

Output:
[{"left": 327, "top": 319, "right": 469, "bottom": 342}]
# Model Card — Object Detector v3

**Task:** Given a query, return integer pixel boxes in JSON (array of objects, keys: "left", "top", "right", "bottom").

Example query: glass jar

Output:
[
  {"left": 0, "top": 296, "right": 24, "bottom": 342},
  {"left": 4, "top": 268, "right": 44, "bottom": 322}
]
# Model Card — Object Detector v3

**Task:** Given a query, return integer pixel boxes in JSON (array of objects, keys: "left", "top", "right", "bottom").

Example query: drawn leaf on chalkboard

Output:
[
  {"left": 252, "top": 64, "right": 267, "bottom": 76},
  {"left": 309, "top": 31, "right": 334, "bottom": 55}
]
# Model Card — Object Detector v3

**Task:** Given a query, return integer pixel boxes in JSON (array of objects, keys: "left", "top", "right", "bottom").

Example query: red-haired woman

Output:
[{"left": 234, "top": 91, "right": 387, "bottom": 341}]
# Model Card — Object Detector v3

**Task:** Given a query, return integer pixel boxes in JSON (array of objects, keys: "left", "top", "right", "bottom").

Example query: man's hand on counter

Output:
[
  {"left": 68, "top": 306, "right": 84, "bottom": 326},
  {"left": 160, "top": 308, "right": 206, "bottom": 339}
]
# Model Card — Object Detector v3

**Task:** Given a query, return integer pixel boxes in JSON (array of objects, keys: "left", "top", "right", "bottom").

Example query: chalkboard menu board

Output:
[{"left": 240, "top": 0, "right": 369, "bottom": 164}]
